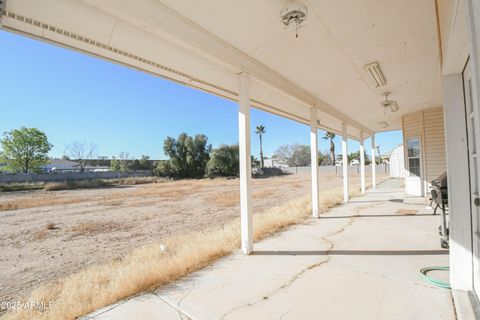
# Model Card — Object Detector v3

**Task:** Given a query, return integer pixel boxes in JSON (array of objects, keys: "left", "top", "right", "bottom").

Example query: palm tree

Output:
[
  {"left": 376, "top": 145, "right": 381, "bottom": 164},
  {"left": 255, "top": 125, "right": 266, "bottom": 168},
  {"left": 322, "top": 132, "right": 336, "bottom": 166}
]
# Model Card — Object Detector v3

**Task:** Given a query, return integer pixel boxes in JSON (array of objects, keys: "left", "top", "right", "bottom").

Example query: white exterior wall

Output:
[{"left": 402, "top": 107, "right": 447, "bottom": 196}]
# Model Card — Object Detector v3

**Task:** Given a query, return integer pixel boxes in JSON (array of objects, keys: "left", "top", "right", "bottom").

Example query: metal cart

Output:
[{"left": 430, "top": 172, "right": 449, "bottom": 249}]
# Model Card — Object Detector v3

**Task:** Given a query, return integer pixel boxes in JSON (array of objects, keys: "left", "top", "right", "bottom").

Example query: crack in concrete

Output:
[
  {"left": 178, "top": 281, "right": 196, "bottom": 307},
  {"left": 327, "top": 261, "right": 436, "bottom": 289},
  {"left": 278, "top": 309, "right": 292, "bottom": 320},
  {"left": 151, "top": 281, "right": 197, "bottom": 320},
  {"left": 216, "top": 203, "right": 376, "bottom": 320},
  {"left": 216, "top": 260, "right": 330, "bottom": 320},
  {"left": 82, "top": 298, "right": 131, "bottom": 320},
  {"left": 175, "top": 281, "right": 196, "bottom": 320},
  {"left": 155, "top": 294, "right": 197, "bottom": 320}
]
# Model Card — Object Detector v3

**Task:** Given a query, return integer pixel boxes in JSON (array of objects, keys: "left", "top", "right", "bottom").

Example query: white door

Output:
[
  {"left": 405, "top": 137, "right": 423, "bottom": 196},
  {"left": 463, "top": 59, "right": 480, "bottom": 298}
]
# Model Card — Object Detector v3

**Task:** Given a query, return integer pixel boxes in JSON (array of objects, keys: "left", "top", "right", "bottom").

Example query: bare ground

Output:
[{"left": 0, "top": 172, "right": 379, "bottom": 306}]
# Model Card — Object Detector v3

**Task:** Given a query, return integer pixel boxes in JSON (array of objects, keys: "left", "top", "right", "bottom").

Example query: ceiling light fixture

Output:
[
  {"left": 364, "top": 62, "right": 387, "bottom": 88},
  {"left": 381, "top": 92, "right": 399, "bottom": 114},
  {"left": 280, "top": 2, "right": 308, "bottom": 38},
  {"left": 379, "top": 121, "right": 389, "bottom": 128}
]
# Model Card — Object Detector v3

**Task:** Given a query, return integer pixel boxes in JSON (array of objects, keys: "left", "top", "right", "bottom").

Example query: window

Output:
[{"left": 407, "top": 137, "right": 421, "bottom": 177}]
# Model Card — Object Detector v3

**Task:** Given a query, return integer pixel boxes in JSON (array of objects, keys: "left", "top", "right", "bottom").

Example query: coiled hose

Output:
[{"left": 419, "top": 266, "right": 451, "bottom": 289}]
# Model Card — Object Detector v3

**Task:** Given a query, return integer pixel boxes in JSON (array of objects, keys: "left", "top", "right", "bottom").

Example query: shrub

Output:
[
  {"left": 44, "top": 179, "right": 113, "bottom": 191},
  {"left": 154, "top": 161, "right": 175, "bottom": 178},
  {"left": 118, "top": 176, "right": 161, "bottom": 185},
  {"left": 252, "top": 167, "right": 287, "bottom": 179},
  {"left": 206, "top": 144, "right": 239, "bottom": 178}
]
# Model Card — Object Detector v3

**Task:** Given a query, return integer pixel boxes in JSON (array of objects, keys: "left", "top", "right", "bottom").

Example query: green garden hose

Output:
[{"left": 419, "top": 266, "right": 451, "bottom": 289}]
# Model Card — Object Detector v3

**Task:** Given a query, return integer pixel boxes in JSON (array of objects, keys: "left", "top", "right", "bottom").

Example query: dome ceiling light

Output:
[{"left": 280, "top": 2, "right": 308, "bottom": 38}]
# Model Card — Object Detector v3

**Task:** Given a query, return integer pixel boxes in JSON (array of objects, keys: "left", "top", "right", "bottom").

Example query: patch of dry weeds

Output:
[{"left": 67, "top": 222, "right": 124, "bottom": 238}]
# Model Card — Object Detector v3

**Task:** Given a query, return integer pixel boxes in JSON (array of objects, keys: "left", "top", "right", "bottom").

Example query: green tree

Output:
[
  {"left": 0, "top": 127, "right": 53, "bottom": 173},
  {"left": 348, "top": 151, "right": 360, "bottom": 162},
  {"left": 251, "top": 155, "right": 261, "bottom": 168},
  {"left": 154, "top": 160, "right": 174, "bottom": 177},
  {"left": 139, "top": 155, "right": 152, "bottom": 170},
  {"left": 161, "top": 133, "right": 212, "bottom": 178},
  {"left": 318, "top": 151, "right": 326, "bottom": 166},
  {"left": 255, "top": 125, "right": 266, "bottom": 168},
  {"left": 322, "top": 132, "right": 336, "bottom": 166},
  {"left": 110, "top": 156, "right": 121, "bottom": 171},
  {"left": 130, "top": 155, "right": 152, "bottom": 171},
  {"left": 206, "top": 144, "right": 239, "bottom": 178},
  {"left": 337, "top": 151, "right": 371, "bottom": 165},
  {"left": 118, "top": 151, "right": 132, "bottom": 172}
]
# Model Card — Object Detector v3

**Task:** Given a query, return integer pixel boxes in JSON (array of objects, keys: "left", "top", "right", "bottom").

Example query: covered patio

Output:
[
  {"left": 85, "top": 179, "right": 454, "bottom": 319},
  {"left": 0, "top": 1, "right": 440, "bottom": 255},
  {"left": 2, "top": 0, "right": 480, "bottom": 318}
]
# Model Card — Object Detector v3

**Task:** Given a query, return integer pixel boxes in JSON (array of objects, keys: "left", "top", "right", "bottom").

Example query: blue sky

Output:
[{"left": 0, "top": 31, "right": 402, "bottom": 160}]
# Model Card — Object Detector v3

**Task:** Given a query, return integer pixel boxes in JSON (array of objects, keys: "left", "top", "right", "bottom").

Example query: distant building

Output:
[
  {"left": 386, "top": 145, "right": 405, "bottom": 178},
  {"left": 85, "top": 165, "right": 111, "bottom": 172},
  {"left": 41, "top": 159, "right": 81, "bottom": 173},
  {"left": 263, "top": 158, "right": 289, "bottom": 168}
]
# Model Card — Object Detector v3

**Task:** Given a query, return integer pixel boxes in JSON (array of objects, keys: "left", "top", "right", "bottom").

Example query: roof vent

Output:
[
  {"left": 280, "top": 2, "right": 308, "bottom": 38},
  {"left": 364, "top": 62, "right": 387, "bottom": 88}
]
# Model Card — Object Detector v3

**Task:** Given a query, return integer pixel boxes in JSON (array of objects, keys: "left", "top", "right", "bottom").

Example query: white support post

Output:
[
  {"left": 360, "top": 131, "right": 366, "bottom": 194},
  {"left": 371, "top": 133, "right": 376, "bottom": 189},
  {"left": 442, "top": 74, "right": 473, "bottom": 291},
  {"left": 238, "top": 72, "right": 253, "bottom": 255},
  {"left": 342, "top": 122, "right": 349, "bottom": 203},
  {"left": 310, "top": 108, "right": 320, "bottom": 218}
]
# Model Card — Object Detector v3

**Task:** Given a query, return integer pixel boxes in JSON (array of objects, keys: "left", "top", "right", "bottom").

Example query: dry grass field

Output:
[{"left": 0, "top": 171, "right": 385, "bottom": 319}]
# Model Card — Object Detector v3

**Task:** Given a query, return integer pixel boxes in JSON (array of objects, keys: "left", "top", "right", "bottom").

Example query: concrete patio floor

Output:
[{"left": 84, "top": 179, "right": 454, "bottom": 320}]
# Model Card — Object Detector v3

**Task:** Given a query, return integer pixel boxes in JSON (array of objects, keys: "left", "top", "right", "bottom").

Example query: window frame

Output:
[{"left": 406, "top": 136, "right": 422, "bottom": 178}]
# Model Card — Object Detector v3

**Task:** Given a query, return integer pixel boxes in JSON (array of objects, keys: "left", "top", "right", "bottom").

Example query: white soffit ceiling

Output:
[
  {"left": 1, "top": 0, "right": 368, "bottom": 138},
  {"left": 158, "top": 0, "right": 443, "bottom": 132}
]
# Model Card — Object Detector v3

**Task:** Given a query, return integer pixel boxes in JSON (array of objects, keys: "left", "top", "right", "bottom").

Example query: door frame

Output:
[
  {"left": 463, "top": 0, "right": 480, "bottom": 296},
  {"left": 464, "top": 55, "right": 480, "bottom": 303}
]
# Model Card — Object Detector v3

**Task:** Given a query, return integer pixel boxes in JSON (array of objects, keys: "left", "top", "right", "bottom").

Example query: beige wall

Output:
[{"left": 402, "top": 107, "right": 447, "bottom": 193}]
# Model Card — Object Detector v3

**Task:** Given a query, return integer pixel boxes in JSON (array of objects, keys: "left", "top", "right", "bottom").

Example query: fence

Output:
[
  {"left": 0, "top": 171, "right": 153, "bottom": 184},
  {"left": 282, "top": 164, "right": 389, "bottom": 176}
]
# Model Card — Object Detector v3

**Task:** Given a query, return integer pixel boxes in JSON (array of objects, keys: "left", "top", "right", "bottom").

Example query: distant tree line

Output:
[
  {"left": 1, "top": 126, "right": 377, "bottom": 177},
  {"left": 154, "top": 133, "right": 235, "bottom": 178},
  {"left": 0, "top": 127, "right": 156, "bottom": 174}
]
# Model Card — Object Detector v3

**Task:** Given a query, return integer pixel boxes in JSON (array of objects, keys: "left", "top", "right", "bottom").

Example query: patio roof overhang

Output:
[{"left": 0, "top": 0, "right": 443, "bottom": 140}]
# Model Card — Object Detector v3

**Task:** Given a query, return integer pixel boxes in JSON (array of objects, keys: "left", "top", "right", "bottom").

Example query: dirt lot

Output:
[{"left": 0, "top": 171, "right": 378, "bottom": 305}]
